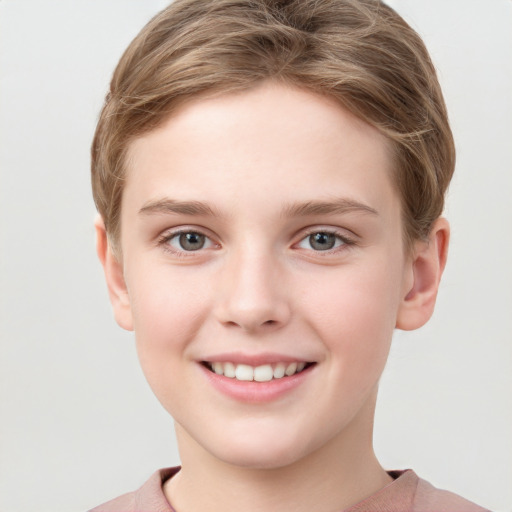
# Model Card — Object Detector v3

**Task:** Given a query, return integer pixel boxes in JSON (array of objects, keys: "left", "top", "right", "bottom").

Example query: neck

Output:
[{"left": 165, "top": 392, "right": 391, "bottom": 512}]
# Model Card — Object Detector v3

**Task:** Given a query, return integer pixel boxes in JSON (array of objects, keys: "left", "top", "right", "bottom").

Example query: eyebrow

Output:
[
  {"left": 139, "top": 197, "right": 378, "bottom": 218},
  {"left": 282, "top": 198, "right": 378, "bottom": 218},
  {"left": 139, "top": 199, "right": 219, "bottom": 217}
]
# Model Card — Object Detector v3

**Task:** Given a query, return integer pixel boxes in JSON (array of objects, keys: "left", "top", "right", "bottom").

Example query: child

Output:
[{"left": 89, "top": 0, "right": 489, "bottom": 510}]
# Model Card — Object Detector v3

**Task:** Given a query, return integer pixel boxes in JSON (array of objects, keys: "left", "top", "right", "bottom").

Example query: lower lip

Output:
[{"left": 200, "top": 364, "right": 314, "bottom": 403}]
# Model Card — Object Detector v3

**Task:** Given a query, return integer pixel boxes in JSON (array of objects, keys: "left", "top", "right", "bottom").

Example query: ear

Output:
[
  {"left": 94, "top": 215, "right": 134, "bottom": 331},
  {"left": 396, "top": 217, "right": 450, "bottom": 331}
]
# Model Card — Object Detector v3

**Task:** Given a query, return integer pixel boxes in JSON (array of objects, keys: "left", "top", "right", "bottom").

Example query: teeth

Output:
[
  {"left": 273, "top": 363, "right": 285, "bottom": 379},
  {"left": 285, "top": 362, "right": 297, "bottom": 376},
  {"left": 207, "top": 361, "right": 309, "bottom": 381},
  {"left": 223, "top": 362, "right": 236, "bottom": 378},
  {"left": 235, "top": 364, "right": 253, "bottom": 381},
  {"left": 254, "top": 365, "right": 273, "bottom": 382},
  {"left": 212, "top": 362, "right": 223, "bottom": 375}
]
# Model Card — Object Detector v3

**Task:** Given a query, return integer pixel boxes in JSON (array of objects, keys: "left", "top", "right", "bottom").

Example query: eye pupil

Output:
[
  {"left": 179, "top": 232, "right": 205, "bottom": 251},
  {"left": 309, "top": 232, "right": 336, "bottom": 251}
]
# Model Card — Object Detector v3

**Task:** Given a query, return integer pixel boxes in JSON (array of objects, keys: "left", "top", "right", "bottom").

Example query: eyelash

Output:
[
  {"left": 157, "top": 227, "right": 356, "bottom": 257},
  {"left": 157, "top": 229, "right": 217, "bottom": 258},
  {"left": 296, "top": 228, "right": 356, "bottom": 254}
]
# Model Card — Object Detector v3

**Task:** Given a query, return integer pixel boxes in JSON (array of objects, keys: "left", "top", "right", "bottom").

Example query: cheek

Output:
[
  {"left": 301, "top": 260, "right": 402, "bottom": 371},
  {"left": 126, "top": 265, "right": 211, "bottom": 382},
  {"left": 303, "top": 260, "right": 400, "bottom": 325},
  {"left": 128, "top": 263, "right": 208, "bottom": 334}
]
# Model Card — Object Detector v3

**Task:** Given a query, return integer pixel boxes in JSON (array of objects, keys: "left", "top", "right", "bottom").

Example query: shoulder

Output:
[
  {"left": 346, "top": 470, "right": 490, "bottom": 512},
  {"left": 88, "top": 467, "right": 179, "bottom": 512},
  {"left": 88, "top": 489, "right": 136, "bottom": 512},
  {"left": 413, "top": 474, "right": 491, "bottom": 512}
]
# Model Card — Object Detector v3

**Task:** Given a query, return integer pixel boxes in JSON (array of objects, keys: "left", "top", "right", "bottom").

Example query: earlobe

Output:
[
  {"left": 94, "top": 215, "right": 134, "bottom": 331},
  {"left": 396, "top": 218, "right": 450, "bottom": 331}
]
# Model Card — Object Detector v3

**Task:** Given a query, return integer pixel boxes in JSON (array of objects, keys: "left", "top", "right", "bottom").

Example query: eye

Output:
[
  {"left": 297, "top": 231, "right": 349, "bottom": 251},
  {"left": 164, "top": 231, "right": 214, "bottom": 252}
]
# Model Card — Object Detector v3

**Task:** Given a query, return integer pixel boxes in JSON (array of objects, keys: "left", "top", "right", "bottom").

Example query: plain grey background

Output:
[{"left": 0, "top": 1, "right": 511, "bottom": 511}]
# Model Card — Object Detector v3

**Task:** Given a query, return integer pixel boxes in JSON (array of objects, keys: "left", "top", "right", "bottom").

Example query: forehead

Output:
[{"left": 124, "top": 82, "right": 398, "bottom": 220}]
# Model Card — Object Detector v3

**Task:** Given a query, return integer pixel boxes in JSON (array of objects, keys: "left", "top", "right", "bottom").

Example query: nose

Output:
[{"left": 214, "top": 248, "right": 291, "bottom": 333}]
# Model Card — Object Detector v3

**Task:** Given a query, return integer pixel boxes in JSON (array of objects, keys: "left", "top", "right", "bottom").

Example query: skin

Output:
[{"left": 97, "top": 82, "right": 449, "bottom": 512}]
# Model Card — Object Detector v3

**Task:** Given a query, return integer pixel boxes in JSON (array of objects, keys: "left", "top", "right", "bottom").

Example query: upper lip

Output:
[{"left": 199, "top": 352, "right": 315, "bottom": 366}]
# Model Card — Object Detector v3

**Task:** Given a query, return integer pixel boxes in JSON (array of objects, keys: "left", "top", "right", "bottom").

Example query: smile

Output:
[{"left": 203, "top": 361, "right": 312, "bottom": 381}]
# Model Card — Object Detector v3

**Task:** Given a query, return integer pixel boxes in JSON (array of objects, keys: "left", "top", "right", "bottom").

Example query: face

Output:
[{"left": 110, "top": 82, "right": 418, "bottom": 469}]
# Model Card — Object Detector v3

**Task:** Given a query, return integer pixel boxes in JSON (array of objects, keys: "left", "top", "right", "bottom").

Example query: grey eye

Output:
[
  {"left": 309, "top": 232, "right": 336, "bottom": 251},
  {"left": 297, "top": 232, "right": 345, "bottom": 251},
  {"left": 168, "top": 232, "right": 211, "bottom": 251},
  {"left": 179, "top": 232, "right": 205, "bottom": 251}
]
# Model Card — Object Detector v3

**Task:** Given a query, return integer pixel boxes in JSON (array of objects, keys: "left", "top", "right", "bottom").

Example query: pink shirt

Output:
[{"left": 89, "top": 467, "right": 490, "bottom": 512}]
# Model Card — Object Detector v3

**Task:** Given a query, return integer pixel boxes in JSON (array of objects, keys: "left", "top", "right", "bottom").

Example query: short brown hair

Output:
[{"left": 91, "top": 0, "right": 455, "bottom": 250}]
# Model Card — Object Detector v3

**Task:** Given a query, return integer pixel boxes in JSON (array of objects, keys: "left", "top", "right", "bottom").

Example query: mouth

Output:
[{"left": 202, "top": 361, "right": 315, "bottom": 382}]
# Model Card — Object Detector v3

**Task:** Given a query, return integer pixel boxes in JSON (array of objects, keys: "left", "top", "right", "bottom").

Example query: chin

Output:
[
  {"left": 215, "top": 446, "right": 303, "bottom": 470},
  {"left": 200, "top": 426, "right": 319, "bottom": 471}
]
